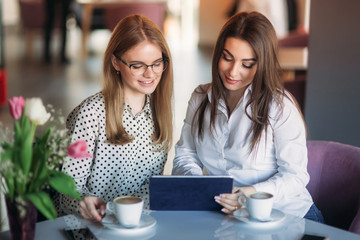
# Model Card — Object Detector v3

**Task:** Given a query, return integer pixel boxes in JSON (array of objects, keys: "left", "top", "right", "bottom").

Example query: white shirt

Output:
[
  {"left": 172, "top": 84, "right": 313, "bottom": 217},
  {"left": 60, "top": 93, "right": 167, "bottom": 214}
]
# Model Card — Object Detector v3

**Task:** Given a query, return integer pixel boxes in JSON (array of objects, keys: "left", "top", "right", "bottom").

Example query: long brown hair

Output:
[
  {"left": 102, "top": 14, "right": 173, "bottom": 151},
  {"left": 193, "top": 11, "right": 301, "bottom": 152}
]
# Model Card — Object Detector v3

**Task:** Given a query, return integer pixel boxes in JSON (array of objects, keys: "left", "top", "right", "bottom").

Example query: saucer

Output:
[
  {"left": 233, "top": 208, "right": 285, "bottom": 227},
  {"left": 102, "top": 213, "right": 156, "bottom": 234}
]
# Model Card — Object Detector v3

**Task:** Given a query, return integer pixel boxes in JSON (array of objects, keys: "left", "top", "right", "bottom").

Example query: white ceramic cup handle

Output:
[
  {"left": 106, "top": 202, "right": 114, "bottom": 214},
  {"left": 238, "top": 195, "right": 247, "bottom": 208}
]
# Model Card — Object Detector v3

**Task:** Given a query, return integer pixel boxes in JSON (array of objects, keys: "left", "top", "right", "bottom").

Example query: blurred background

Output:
[
  {"left": 1, "top": 0, "right": 360, "bottom": 231},
  {"left": 0, "top": 0, "right": 310, "bottom": 168}
]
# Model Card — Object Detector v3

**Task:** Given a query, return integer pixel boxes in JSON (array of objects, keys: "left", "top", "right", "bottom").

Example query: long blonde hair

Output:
[{"left": 102, "top": 14, "right": 173, "bottom": 151}]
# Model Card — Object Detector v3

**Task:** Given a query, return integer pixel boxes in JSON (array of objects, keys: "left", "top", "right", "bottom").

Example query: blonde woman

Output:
[{"left": 61, "top": 15, "right": 173, "bottom": 221}]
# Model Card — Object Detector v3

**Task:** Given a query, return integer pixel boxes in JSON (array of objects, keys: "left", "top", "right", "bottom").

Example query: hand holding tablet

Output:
[{"left": 149, "top": 176, "right": 233, "bottom": 210}]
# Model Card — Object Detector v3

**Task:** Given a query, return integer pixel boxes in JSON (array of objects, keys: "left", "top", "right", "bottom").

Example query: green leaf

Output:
[
  {"left": 48, "top": 171, "right": 81, "bottom": 200},
  {"left": 14, "top": 121, "right": 22, "bottom": 144},
  {"left": 20, "top": 109, "right": 27, "bottom": 127},
  {"left": 20, "top": 123, "right": 36, "bottom": 175},
  {"left": 31, "top": 140, "right": 48, "bottom": 178},
  {"left": 40, "top": 125, "right": 55, "bottom": 144},
  {"left": 25, "top": 192, "right": 57, "bottom": 220}
]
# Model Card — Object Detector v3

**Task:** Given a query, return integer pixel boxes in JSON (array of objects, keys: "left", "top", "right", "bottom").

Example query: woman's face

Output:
[
  {"left": 112, "top": 40, "right": 164, "bottom": 99},
  {"left": 218, "top": 37, "right": 257, "bottom": 96}
]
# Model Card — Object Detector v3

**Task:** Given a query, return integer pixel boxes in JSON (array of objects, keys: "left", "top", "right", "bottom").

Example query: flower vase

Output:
[{"left": 5, "top": 197, "right": 37, "bottom": 240}]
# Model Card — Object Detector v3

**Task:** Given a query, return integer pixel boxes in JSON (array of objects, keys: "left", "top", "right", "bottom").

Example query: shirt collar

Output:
[
  {"left": 143, "top": 95, "right": 152, "bottom": 116},
  {"left": 207, "top": 83, "right": 253, "bottom": 111},
  {"left": 125, "top": 95, "right": 152, "bottom": 118}
]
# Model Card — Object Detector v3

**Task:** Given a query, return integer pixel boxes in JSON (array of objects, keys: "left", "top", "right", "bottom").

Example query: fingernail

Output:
[{"left": 214, "top": 196, "right": 220, "bottom": 201}]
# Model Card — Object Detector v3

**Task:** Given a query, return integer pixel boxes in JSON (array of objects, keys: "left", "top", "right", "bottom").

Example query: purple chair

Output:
[{"left": 306, "top": 141, "right": 360, "bottom": 234}]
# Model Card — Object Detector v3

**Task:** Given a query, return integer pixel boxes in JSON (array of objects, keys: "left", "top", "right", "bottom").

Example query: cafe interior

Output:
[{"left": 0, "top": 0, "right": 360, "bottom": 239}]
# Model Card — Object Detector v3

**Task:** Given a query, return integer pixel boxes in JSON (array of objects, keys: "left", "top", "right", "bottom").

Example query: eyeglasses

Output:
[{"left": 114, "top": 54, "right": 168, "bottom": 76}]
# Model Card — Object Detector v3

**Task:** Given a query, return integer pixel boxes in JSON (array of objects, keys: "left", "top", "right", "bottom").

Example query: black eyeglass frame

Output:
[{"left": 113, "top": 54, "right": 169, "bottom": 75}]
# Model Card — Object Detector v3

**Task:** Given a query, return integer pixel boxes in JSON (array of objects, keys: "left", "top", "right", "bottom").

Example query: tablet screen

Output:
[{"left": 149, "top": 176, "right": 233, "bottom": 211}]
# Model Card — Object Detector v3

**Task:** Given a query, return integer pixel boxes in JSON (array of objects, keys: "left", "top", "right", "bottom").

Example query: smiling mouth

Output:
[
  {"left": 139, "top": 80, "right": 154, "bottom": 84},
  {"left": 225, "top": 77, "right": 239, "bottom": 84}
]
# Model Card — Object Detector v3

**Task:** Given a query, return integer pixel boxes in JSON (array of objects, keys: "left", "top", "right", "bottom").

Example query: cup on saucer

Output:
[
  {"left": 106, "top": 196, "right": 143, "bottom": 228},
  {"left": 238, "top": 192, "right": 274, "bottom": 221}
]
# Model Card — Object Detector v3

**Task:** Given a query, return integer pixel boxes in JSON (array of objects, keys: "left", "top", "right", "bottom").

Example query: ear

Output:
[{"left": 111, "top": 54, "right": 121, "bottom": 71}]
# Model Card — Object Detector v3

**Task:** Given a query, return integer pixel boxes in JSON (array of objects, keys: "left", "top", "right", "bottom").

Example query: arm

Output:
[
  {"left": 133, "top": 151, "right": 168, "bottom": 208},
  {"left": 60, "top": 98, "right": 100, "bottom": 217},
  {"left": 252, "top": 97, "right": 309, "bottom": 201},
  {"left": 172, "top": 89, "right": 205, "bottom": 176},
  {"left": 216, "top": 96, "right": 309, "bottom": 214}
]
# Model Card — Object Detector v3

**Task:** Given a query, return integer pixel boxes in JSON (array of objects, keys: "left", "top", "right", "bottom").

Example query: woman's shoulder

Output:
[
  {"left": 269, "top": 90, "right": 302, "bottom": 120},
  {"left": 191, "top": 83, "right": 211, "bottom": 99},
  {"left": 188, "top": 83, "right": 211, "bottom": 105},
  {"left": 81, "top": 92, "right": 104, "bottom": 107},
  {"left": 194, "top": 83, "right": 211, "bottom": 93},
  {"left": 74, "top": 92, "right": 104, "bottom": 111},
  {"left": 66, "top": 92, "right": 105, "bottom": 124}
]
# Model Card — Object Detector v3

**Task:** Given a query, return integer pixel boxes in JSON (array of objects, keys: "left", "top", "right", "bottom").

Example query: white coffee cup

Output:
[
  {"left": 238, "top": 192, "right": 274, "bottom": 221},
  {"left": 106, "top": 196, "right": 143, "bottom": 228}
]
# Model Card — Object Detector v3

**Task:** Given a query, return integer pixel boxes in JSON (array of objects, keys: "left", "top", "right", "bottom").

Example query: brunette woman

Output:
[{"left": 172, "top": 12, "right": 323, "bottom": 222}]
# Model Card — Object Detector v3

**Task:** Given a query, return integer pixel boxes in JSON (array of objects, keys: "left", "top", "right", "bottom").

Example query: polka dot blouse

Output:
[{"left": 60, "top": 92, "right": 167, "bottom": 215}]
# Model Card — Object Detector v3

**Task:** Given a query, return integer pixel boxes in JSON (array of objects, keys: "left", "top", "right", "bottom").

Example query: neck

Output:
[
  {"left": 125, "top": 93, "right": 146, "bottom": 116},
  {"left": 226, "top": 88, "right": 245, "bottom": 116}
]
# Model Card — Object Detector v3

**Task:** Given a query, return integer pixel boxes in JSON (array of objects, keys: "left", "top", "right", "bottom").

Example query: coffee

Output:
[
  {"left": 250, "top": 192, "right": 273, "bottom": 199},
  {"left": 115, "top": 196, "right": 142, "bottom": 204},
  {"left": 107, "top": 196, "right": 143, "bottom": 227},
  {"left": 238, "top": 191, "right": 274, "bottom": 221}
]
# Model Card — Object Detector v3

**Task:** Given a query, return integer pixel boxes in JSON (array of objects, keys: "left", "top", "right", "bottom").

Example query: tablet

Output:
[{"left": 149, "top": 175, "right": 233, "bottom": 211}]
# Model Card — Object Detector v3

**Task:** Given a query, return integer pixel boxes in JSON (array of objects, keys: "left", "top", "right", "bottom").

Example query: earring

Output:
[{"left": 116, "top": 71, "right": 120, "bottom": 75}]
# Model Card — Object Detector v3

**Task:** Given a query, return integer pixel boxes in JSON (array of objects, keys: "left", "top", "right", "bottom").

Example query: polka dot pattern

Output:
[{"left": 60, "top": 93, "right": 167, "bottom": 214}]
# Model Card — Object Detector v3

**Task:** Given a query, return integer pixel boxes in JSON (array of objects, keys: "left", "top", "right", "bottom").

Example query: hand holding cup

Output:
[{"left": 238, "top": 192, "right": 274, "bottom": 221}]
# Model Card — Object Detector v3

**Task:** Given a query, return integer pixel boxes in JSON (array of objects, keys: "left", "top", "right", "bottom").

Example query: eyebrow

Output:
[
  {"left": 223, "top": 49, "right": 256, "bottom": 62},
  {"left": 128, "top": 57, "right": 163, "bottom": 64}
]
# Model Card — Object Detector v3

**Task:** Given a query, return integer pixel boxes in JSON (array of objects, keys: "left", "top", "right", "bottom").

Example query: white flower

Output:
[{"left": 24, "top": 98, "right": 51, "bottom": 125}]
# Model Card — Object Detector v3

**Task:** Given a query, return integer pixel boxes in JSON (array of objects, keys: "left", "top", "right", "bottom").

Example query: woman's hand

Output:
[
  {"left": 79, "top": 196, "right": 106, "bottom": 221},
  {"left": 214, "top": 186, "right": 256, "bottom": 214}
]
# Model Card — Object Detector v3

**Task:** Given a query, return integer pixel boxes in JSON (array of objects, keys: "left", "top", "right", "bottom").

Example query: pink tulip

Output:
[
  {"left": 67, "top": 140, "right": 93, "bottom": 159},
  {"left": 8, "top": 96, "right": 25, "bottom": 120}
]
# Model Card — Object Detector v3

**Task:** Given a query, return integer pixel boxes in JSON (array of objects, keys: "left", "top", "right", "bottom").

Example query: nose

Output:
[
  {"left": 143, "top": 66, "right": 155, "bottom": 78},
  {"left": 228, "top": 61, "right": 242, "bottom": 77}
]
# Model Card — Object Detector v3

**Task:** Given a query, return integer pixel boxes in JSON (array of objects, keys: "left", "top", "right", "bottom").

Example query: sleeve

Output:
[
  {"left": 172, "top": 89, "right": 205, "bottom": 176},
  {"left": 60, "top": 99, "right": 99, "bottom": 215},
  {"left": 252, "top": 96, "right": 309, "bottom": 202},
  {"left": 134, "top": 151, "right": 168, "bottom": 209}
]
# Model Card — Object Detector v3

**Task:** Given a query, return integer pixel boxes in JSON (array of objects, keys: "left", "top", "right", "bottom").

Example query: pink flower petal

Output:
[
  {"left": 8, "top": 96, "right": 25, "bottom": 120},
  {"left": 67, "top": 140, "right": 93, "bottom": 159}
]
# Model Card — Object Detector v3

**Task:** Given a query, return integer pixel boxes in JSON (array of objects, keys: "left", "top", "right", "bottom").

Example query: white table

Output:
[{"left": 1, "top": 210, "right": 359, "bottom": 240}]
